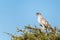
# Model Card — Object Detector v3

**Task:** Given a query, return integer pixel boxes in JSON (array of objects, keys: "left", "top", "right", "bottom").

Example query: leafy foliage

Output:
[{"left": 5, "top": 25, "right": 60, "bottom": 40}]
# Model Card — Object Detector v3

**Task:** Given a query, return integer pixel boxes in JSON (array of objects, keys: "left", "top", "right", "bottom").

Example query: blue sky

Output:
[{"left": 0, "top": 0, "right": 60, "bottom": 40}]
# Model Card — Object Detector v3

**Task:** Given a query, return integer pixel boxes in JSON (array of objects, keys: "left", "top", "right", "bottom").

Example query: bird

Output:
[{"left": 36, "top": 12, "right": 55, "bottom": 32}]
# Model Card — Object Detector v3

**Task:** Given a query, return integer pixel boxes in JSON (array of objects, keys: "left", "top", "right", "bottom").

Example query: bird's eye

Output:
[{"left": 36, "top": 12, "right": 41, "bottom": 15}]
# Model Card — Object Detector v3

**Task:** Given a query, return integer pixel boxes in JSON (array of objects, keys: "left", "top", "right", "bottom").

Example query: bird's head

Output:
[{"left": 36, "top": 12, "right": 41, "bottom": 16}]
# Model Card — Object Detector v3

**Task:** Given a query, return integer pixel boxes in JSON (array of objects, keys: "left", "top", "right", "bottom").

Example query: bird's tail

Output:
[{"left": 48, "top": 26, "right": 56, "bottom": 32}]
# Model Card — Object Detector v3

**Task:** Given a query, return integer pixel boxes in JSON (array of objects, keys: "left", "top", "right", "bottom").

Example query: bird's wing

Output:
[
  {"left": 41, "top": 18, "right": 47, "bottom": 25},
  {"left": 41, "top": 18, "right": 51, "bottom": 27}
]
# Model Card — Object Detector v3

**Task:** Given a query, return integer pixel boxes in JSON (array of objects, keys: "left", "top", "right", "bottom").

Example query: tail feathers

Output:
[
  {"left": 49, "top": 27, "right": 55, "bottom": 32},
  {"left": 39, "top": 24, "right": 56, "bottom": 32}
]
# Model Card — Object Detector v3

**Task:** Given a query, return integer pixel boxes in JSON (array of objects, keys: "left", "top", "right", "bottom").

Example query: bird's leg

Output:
[
  {"left": 41, "top": 25, "right": 46, "bottom": 30},
  {"left": 46, "top": 29, "right": 48, "bottom": 35},
  {"left": 40, "top": 24, "right": 42, "bottom": 27},
  {"left": 40, "top": 24, "right": 48, "bottom": 34},
  {"left": 42, "top": 24, "right": 48, "bottom": 35}
]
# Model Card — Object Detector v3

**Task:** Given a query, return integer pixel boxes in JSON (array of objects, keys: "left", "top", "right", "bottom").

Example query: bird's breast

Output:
[{"left": 37, "top": 17, "right": 42, "bottom": 24}]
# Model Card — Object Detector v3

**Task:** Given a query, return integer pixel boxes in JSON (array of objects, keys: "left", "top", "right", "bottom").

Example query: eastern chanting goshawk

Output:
[{"left": 36, "top": 12, "right": 55, "bottom": 32}]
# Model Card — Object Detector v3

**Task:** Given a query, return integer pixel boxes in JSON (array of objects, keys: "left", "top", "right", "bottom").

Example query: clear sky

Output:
[{"left": 0, "top": 0, "right": 60, "bottom": 40}]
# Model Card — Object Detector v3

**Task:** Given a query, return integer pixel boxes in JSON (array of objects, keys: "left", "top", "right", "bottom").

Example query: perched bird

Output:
[{"left": 36, "top": 12, "right": 55, "bottom": 32}]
